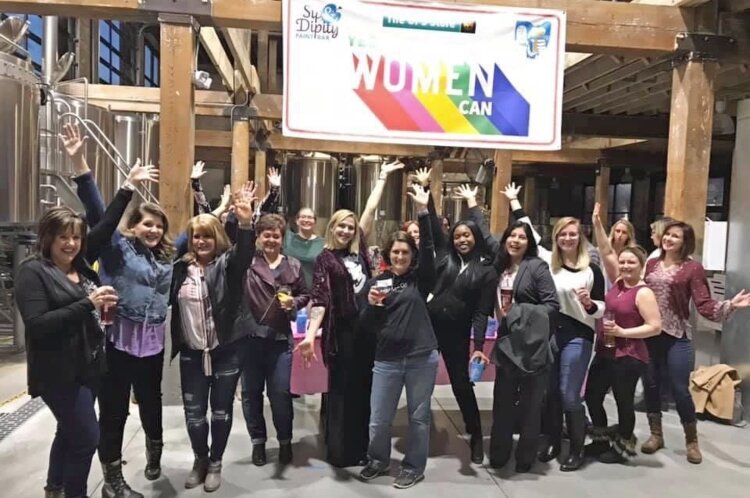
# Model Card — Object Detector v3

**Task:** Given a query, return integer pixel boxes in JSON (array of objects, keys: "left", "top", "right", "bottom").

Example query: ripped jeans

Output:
[{"left": 179, "top": 345, "right": 244, "bottom": 462}]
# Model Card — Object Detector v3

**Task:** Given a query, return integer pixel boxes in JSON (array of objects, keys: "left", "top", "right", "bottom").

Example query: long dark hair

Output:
[
  {"left": 433, "top": 220, "right": 493, "bottom": 296},
  {"left": 494, "top": 221, "right": 539, "bottom": 272}
]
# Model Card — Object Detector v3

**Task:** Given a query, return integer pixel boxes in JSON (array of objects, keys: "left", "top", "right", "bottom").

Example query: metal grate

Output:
[{"left": 0, "top": 397, "right": 45, "bottom": 442}]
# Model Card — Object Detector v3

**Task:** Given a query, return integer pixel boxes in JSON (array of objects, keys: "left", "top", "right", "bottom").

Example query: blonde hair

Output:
[
  {"left": 609, "top": 219, "right": 636, "bottom": 251},
  {"left": 324, "top": 209, "right": 360, "bottom": 255},
  {"left": 650, "top": 217, "right": 674, "bottom": 242},
  {"left": 551, "top": 217, "right": 590, "bottom": 273},
  {"left": 182, "top": 214, "right": 231, "bottom": 264}
]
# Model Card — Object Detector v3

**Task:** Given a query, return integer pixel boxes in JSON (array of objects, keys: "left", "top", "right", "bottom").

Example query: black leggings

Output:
[
  {"left": 98, "top": 342, "right": 164, "bottom": 464},
  {"left": 434, "top": 321, "right": 482, "bottom": 437},
  {"left": 585, "top": 354, "right": 646, "bottom": 438}
]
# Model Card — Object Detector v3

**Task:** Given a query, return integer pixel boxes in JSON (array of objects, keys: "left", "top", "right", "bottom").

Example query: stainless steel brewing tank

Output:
[
  {"left": 0, "top": 51, "right": 39, "bottom": 224},
  {"left": 114, "top": 113, "right": 160, "bottom": 201},
  {"left": 282, "top": 154, "right": 339, "bottom": 235},
  {"left": 353, "top": 156, "right": 403, "bottom": 248}
]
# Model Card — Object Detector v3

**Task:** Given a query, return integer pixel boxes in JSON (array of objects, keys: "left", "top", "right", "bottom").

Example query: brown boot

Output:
[
  {"left": 640, "top": 413, "right": 665, "bottom": 454},
  {"left": 683, "top": 422, "right": 702, "bottom": 464}
]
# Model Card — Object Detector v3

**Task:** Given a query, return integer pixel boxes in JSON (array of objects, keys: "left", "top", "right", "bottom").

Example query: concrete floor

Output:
[{"left": 1, "top": 356, "right": 749, "bottom": 498}]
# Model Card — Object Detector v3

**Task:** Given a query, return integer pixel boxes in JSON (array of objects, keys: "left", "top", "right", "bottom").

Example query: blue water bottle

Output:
[
  {"left": 469, "top": 358, "right": 486, "bottom": 383},
  {"left": 296, "top": 307, "right": 308, "bottom": 337}
]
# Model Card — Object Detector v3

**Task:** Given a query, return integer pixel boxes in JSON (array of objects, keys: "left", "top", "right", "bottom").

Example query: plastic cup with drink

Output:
[
  {"left": 277, "top": 284, "right": 294, "bottom": 310},
  {"left": 602, "top": 310, "right": 617, "bottom": 348}
]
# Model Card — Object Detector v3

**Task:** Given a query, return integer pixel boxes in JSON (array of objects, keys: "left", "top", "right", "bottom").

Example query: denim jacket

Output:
[
  {"left": 99, "top": 233, "right": 173, "bottom": 325},
  {"left": 75, "top": 173, "right": 172, "bottom": 325}
]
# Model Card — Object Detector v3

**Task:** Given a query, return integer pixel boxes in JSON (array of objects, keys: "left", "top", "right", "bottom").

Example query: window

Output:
[
  {"left": 144, "top": 42, "right": 159, "bottom": 87},
  {"left": 609, "top": 183, "right": 632, "bottom": 221},
  {"left": 99, "top": 20, "right": 122, "bottom": 84},
  {"left": 1, "top": 14, "right": 43, "bottom": 71}
]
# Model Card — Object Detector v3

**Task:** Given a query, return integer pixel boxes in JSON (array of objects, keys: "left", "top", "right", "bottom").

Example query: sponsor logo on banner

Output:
[
  {"left": 294, "top": 3, "right": 342, "bottom": 40},
  {"left": 282, "top": 0, "right": 566, "bottom": 150}
]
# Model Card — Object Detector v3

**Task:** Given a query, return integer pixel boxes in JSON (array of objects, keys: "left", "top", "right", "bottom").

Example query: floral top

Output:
[{"left": 644, "top": 258, "right": 732, "bottom": 340}]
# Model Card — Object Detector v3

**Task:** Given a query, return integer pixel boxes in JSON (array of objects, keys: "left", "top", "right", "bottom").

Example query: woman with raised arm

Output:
[
  {"left": 15, "top": 149, "right": 156, "bottom": 498},
  {"left": 584, "top": 246, "right": 661, "bottom": 465},
  {"left": 296, "top": 160, "right": 404, "bottom": 467},
  {"left": 169, "top": 188, "right": 256, "bottom": 492},
  {"left": 59, "top": 123, "right": 105, "bottom": 228},
  {"left": 75, "top": 159, "right": 171, "bottom": 498},
  {"left": 358, "top": 185, "right": 439, "bottom": 489},
  {"left": 428, "top": 184, "right": 497, "bottom": 464},
  {"left": 591, "top": 202, "right": 637, "bottom": 284},
  {"left": 641, "top": 221, "right": 750, "bottom": 464}
]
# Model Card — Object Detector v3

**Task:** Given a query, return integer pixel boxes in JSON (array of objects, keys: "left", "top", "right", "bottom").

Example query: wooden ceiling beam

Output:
[
  {"left": 564, "top": 58, "right": 653, "bottom": 98},
  {"left": 0, "top": 0, "right": 698, "bottom": 55},
  {"left": 562, "top": 112, "right": 670, "bottom": 138},
  {"left": 198, "top": 26, "right": 237, "bottom": 93},
  {"left": 222, "top": 28, "right": 258, "bottom": 94},
  {"left": 720, "top": 0, "right": 750, "bottom": 13}
]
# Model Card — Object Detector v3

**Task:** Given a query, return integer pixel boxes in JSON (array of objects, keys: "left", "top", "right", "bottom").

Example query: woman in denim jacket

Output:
[{"left": 67, "top": 127, "right": 171, "bottom": 498}]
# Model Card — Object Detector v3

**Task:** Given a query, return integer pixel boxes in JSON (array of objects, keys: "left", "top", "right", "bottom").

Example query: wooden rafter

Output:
[
  {"left": 0, "top": 0, "right": 699, "bottom": 55},
  {"left": 198, "top": 26, "right": 236, "bottom": 93},
  {"left": 222, "top": 27, "right": 258, "bottom": 94}
]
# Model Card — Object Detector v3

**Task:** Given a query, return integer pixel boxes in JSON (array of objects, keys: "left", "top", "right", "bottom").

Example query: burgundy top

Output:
[
  {"left": 644, "top": 258, "right": 732, "bottom": 340},
  {"left": 597, "top": 281, "right": 649, "bottom": 364}
]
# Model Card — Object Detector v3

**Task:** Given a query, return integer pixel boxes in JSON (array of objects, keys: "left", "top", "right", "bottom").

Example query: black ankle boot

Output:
[
  {"left": 470, "top": 433, "right": 484, "bottom": 464},
  {"left": 252, "top": 443, "right": 267, "bottom": 466},
  {"left": 537, "top": 441, "right": 560, "bottom": 463},
  {"left": 144, "top": 437, "right": 163, "bottom": 480},
  {"left": 279, "top": 442, "right": 293, "bottom": 465},
  {"left": 102, "top": 460, "right": 144, "bottom": 498},
  {"left": 560, "top": 411, "right": 586, "bottom": 472}
]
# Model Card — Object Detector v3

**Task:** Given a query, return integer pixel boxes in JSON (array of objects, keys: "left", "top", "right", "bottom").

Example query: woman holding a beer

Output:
[{"left": 584, "top": 244, "right": 661, "bottom": 465}]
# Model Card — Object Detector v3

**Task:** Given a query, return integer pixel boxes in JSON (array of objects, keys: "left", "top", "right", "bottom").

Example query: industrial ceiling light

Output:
[
  {"left": 192, "top": 69, "right": 212, "bottom": 90},
  {"left": 712, "top": 100, "right": 735, "bottom": 136}
]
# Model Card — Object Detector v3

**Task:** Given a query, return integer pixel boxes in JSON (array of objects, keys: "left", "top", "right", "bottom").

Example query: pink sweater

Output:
[{"left": 644, "top": 258, "right": 732, "bottom": 340}]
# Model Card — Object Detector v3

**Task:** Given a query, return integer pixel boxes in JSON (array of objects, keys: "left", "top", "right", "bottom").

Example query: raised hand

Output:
[
  {"left": 219, "top": 185, "right": 232, "bottom": 209},
  {"left": 502, "top": 182, "right": 522, "bottom": 201},
  {"left": 408, "top": 184, "right": 430, "bottom": 209},
  {"left": 59, "top": 123, "right": 88, "bottom": 160},
  {"left": 731, "top": 289, "right": 750, "bottom": 309},
  {"left": 454, "top": 184, "right": 478, "bottom": 201},
  {"left": 267, "top": 167, "right": 281, "bottom": 188},
  {"left": 240, "top": 180, "right": 258, "bottom": 207},
  {"left": 380, "top": 160, "right": 405, "bottom": 176},
  {"left": 593, "top": 202, "right": 601, "bottom": 224},
  {"left": 191, "top": 160, "right": 207, "bottom": 180},
  {"left": 126, "top": 159, "right": 159, "bottom": 186},
  {"left": 233, "top": 191, "right": 254, "bottom": 224},
  {"left": 411, "top": 167, "right": 432, "bottom": 187}
]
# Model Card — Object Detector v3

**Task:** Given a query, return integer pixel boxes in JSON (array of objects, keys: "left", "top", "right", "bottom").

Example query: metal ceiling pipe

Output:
[{"left": 43, "top": 16, "right": 58, "bottom": 85}]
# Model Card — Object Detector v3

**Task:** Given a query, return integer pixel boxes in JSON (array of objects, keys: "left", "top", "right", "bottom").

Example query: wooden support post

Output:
[
  {"left": 257, "top": 30, "right": 269, "bottom": 92},
  {"left": 431, "top": 159, "right": 444, "bottom": 216},
  {"left": 490, "top": 150, "right": 513, "bottom": 234},
  {"left": 595, "top": 160, "right": 611, "bottom": 236},
  {"left": 664, "top": 57, "right": 716, "bottom": 251},
  {"left": 268, "top": 36, "right": 279, "bottom": 94},
  {"left": 523, "top": 176, "right": 536, "bottom": 219},
  {"left": 159, "top": 19, "right": 196, "bottom": 236},
  {"left": 231, "top": 117, "right": 250, "bottom": 192},
  {"left": 254, "top": 149, "right": 267, "bottom": 200},
  {"left": 631, "top": 173, "right": 652, "bottom": 243}
]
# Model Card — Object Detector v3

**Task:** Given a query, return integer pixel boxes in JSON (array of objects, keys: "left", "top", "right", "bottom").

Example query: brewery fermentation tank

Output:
[
  {"left": 282, "top": 153, "right": 339, "bottom": 234},
  {"left": 0, "top": 51, "right": 40, "bottom": 224},
  {"left": 113, "top": 113, "right": 160, "bottom": 200},
  {"left": 354, "top": 156, "right": 403, "bottom": 248}
]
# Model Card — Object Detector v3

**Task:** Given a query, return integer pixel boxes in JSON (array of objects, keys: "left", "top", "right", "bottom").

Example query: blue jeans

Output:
[
  {"left": 41, "top": 383, "right": 99, "bottom": 498},
  {"left": 644, "top": 333, "right": 696, "bottom": 423},
  {"left": 543, "top": 336, "right": 593, "bottom": 442},
  {"left": 367, "top": 350, "right": 439, "bottom": 476},
  {"left": 180, "top": 346, "right": 243, "bottom": 461},
  {"left": 241, "top": 337, "right": 293, "bottom": 444}
]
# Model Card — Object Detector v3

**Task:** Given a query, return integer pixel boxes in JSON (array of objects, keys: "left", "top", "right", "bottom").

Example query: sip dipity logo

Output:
[
  {"left": 514, "top": 20, "right": 551, "bottom": 59},
  {"left": 321, "top": 4, "right": 342, "bottom": 24},
  {"left": 295, "top": 4, "right": 342, "bottom": 40}
]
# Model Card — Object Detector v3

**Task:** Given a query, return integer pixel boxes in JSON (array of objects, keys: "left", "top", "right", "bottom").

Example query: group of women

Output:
[{"left": 16, "top": 132, "right": 750, "bottom": 498}]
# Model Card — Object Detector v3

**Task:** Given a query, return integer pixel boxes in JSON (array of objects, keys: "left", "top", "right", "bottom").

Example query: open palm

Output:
[
  {"left": 59, "top": 123, "right": 87, "bottom": 159},
  {"left": 381, "top": 160, "right": 405, "bottom": 175},
  {"left": 126, "top": 159, "right": 159, "bottom": 185}
]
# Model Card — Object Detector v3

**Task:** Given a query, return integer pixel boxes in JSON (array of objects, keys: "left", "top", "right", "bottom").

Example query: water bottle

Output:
[
  {"left": 469, "top": 358, "right": 486, "bottom": 383},
  {"left": 296, "top": 307, "right": 308, "bottom": 337}
]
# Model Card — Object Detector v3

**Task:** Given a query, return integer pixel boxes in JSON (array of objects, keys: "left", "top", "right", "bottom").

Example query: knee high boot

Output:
[
  {"left": 102, "top": 460, "right": 144, "bottom": 498},
  {"left": 560, "top": 411, "right": 586, "bottom": 472}
]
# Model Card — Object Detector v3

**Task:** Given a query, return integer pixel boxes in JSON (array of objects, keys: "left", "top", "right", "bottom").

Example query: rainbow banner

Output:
[{"left": 282, "top": 0, "right": 566, "bottom": 150}]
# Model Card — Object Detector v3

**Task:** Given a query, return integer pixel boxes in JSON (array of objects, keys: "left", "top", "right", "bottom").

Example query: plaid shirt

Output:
[{"left": 177, "top": 263, "right": 219, "bottom": 374}]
